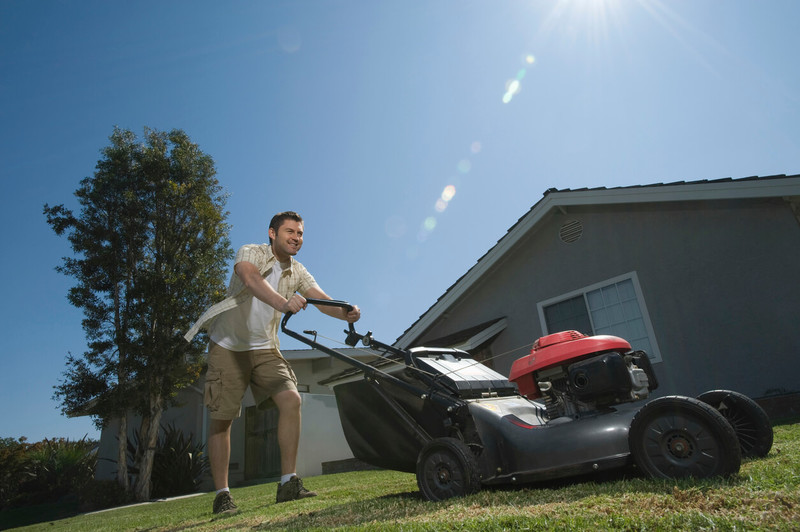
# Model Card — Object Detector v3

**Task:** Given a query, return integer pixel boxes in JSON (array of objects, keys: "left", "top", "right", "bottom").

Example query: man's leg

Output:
[
  {"left": 204, "top": 342, "right": 248, "bottom": 514},
  {"left": 272, "top": 388, "right": 302, "bottom": 475},
  {"left": 272, "top": 388, "right": 317, "bottom": 502},
  {"left": 208, "top": 418, "right": 234, "bottom": 490},
  {"left": 208, "top": 417, "right": 239, "bottom": 514},
  {"left": 250, "top": 349, "right": 316, "bottom": 502}
]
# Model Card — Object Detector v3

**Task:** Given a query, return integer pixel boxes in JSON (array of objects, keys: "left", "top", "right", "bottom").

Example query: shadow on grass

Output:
[{"left": 0, "top": 500, "right": 81, "bottom": 529}]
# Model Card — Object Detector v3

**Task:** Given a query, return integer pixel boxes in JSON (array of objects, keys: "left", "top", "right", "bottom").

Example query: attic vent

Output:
[{"left": 559, "top": 220, "right": 583, "bottom": 243}]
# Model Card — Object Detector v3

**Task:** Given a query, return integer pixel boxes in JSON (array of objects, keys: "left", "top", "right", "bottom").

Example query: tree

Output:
[{"left": 45, "top": 127, "right": 232, "bottom": 501}]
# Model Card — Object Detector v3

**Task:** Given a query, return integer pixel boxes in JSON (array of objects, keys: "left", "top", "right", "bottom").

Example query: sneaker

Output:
[
  {"left": 213, "top": 490, "right": 239, "bottom": 515},
  {"left": 276, "top": 476, "right": 317, "bottom": 503}
]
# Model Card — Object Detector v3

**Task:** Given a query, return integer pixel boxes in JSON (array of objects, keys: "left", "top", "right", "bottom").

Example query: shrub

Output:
[
  {"left": 0, "top": 437, "right": 30, "bottom": 509},
  {"left": 127, "top": 424, "right": 209, "bottom": 499},
  {"left": 12, "top": 437, "right": 97, "bottom": 508}
]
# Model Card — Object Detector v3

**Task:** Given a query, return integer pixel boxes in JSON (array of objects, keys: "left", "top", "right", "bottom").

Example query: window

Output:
[{"left": 537, "top": 272, "right": 662, "bottom": 363}]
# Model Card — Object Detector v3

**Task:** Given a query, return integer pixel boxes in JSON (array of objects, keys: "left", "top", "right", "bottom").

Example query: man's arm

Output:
[
  {"left": 234, "top": 261, "right": 307, "bottom": 314},
  {"left": 304, "top": 285, "right": 361, "bottom": 323}
]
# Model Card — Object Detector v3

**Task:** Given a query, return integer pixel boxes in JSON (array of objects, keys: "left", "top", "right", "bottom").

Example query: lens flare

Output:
[
  {"left": 506, "top": 79, "right": 521, "bottom": 94},
  {"left": 442, "top": 185, "right": 456, "bottom": 202},
  {"left": 470, "top": 141, "right": 482, "bottom": 154},
  {"left": 435, "top": 198, "right": 448, "bottom": 212},
  {"left": 423, "top": 217, "right": 437, "bottom": 231},
  {"left": 503, "top": 78, "right": 522, "bottom": 104},
  {"left": 526, "top": 54, "right": 535, "bottom": 64},
  {"left": 457, "top": 159, "right": 471, "bottom": 173}
]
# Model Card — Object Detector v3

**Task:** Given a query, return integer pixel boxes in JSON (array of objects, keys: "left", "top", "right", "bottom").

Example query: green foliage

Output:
[
  {"left": 0, "top": 437, "right": 96, "bottom": 510},
  {"left": 127, "top": 424, "right": 209, "bottom": 499},
  {"left": 44, "top": 126, "right": 232, "bottom": 500},
  {"left": 45, "top": 126, "right": 232, "bottom": 424},
  {"left": 18, "top": 438, "right": 97, "bottom": 508},
  {"left": 0, "top": 437, "right": 30, "bottom": 508}
]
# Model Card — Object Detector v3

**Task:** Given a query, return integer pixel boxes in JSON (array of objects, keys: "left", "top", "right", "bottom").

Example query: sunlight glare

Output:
[
  {"left": 502, "top": 78, "right": 521, "bottom": 104},
  {"left": 537, "top": 0, "right": 627, "bottom": 48}
]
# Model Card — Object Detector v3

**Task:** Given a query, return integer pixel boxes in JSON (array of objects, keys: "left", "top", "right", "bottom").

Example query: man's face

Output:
[{"left": 269, "top": 219, "right": 304, "bottom": 261}]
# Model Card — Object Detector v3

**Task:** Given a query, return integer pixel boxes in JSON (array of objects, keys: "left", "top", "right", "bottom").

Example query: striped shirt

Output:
[{"left": 183, "top": 243, "right": 318, "bottom": 348}]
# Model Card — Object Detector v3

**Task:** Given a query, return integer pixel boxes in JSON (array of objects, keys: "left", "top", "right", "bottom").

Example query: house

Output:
[
  {"left": 394, "top": 174, "right": 800, "bottom": 417},
  {"left": 94, "top": 173, "right": 800, "bottom": 490}
]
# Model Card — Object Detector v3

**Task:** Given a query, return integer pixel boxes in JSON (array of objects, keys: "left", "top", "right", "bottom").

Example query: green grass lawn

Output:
[{"left": 7, "top": 421, "right": 800, "bottom": 531}]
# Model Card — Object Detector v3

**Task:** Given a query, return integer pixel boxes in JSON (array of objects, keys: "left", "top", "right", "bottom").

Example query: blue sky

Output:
[{"left": 1, "top": 0, "right": 797, "bottom": 442}]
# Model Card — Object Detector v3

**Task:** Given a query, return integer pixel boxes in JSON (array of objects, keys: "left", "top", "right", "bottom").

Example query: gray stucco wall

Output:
[{"left": 415, "top": 197, "right": 800, "bottom": 400}]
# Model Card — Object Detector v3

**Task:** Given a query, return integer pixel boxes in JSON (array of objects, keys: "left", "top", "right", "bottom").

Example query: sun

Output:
[{"left": 539, "top": 0, "right": 627, "bottom": 47}]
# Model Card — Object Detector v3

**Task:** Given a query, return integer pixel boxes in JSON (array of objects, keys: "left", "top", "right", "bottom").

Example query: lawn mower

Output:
[{"left": 283, "top": 299, "right": 773, "bottom": 502}]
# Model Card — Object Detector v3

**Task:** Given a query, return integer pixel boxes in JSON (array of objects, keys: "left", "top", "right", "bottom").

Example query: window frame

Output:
[{"left": 536, "top": 271, "right": 663, "bottom": 363}]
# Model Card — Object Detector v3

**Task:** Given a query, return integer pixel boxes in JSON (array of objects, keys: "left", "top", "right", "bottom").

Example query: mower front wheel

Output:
[
  {"left": 629, "top": 396, "right": 741, "bottom": 479},
  {"left": 697, "top": 389, "right": 773, "bottom": 458},
  {"left": 416, "top": 437, "right": 481, "bottom": 502}
]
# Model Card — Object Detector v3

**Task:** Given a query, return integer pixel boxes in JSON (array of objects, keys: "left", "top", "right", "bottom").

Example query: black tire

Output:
[
  {"left": 629, "top": 396, "right": 741, "bottom": 479},
  {"left": 416, "top": 437, "right": 481, "bottom": 501},
  {"left": 697, "top": 389, "right": 773, "bottom": 458}
]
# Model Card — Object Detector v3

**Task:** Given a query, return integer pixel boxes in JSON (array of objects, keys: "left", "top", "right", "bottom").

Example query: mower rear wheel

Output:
[
  {"left": 629, "top": 396, "right": 741, "bottom": 479},
  {"left": 416, "top": 437, "right": 481, "bottom": 501},
  {"left": 697, "top": 389, "right": 773, "bottom": 458}
]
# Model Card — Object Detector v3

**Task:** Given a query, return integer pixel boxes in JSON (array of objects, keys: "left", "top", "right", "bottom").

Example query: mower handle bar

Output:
[
  {"left": 283, "top": 297, "right": 362, "bottom": 346},
  {"left": 281, "top": 297, "right": 411, "bottom": 358}
]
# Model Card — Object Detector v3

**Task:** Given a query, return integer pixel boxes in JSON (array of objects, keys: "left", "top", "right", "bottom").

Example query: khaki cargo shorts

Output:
[{"left": 204, "top": 341, "right": 298, "bottom": 420}]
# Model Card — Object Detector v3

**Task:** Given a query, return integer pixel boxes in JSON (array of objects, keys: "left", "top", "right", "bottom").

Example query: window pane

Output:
[
  {"left": 608, "top": 303, "right": 625, "bottom": 325},
  {"left": 591, "top": 308, "right": 610, "bottom": 328},
  {"left": 622, "top": 299, "right": 639, "bottom": 320},
  {"left": 602, "top": 286, "right": 620, "bottom": 305},
  {"left": 544, "top": 295, "right": 592, "bottom": 335},
  {"left": 608, "top": 323, "right": 629, "bottom": 338},
  {"left": 587, "top": 290, "right": 604, "bottom": 310},
  {"left": 617, "top": 278, "right": 636, "bottom": 300},
  {"left": 629, "top": 318, "right": 647, "bottom": 339}
]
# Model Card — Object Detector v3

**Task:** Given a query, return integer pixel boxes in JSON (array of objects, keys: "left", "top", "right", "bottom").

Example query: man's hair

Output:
[{"left": 269, "top": 211, "right": 304, "bottom": 244}]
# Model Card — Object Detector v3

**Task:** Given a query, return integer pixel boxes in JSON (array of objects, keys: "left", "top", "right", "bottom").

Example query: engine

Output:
[{"left": 508, "top": 331, "right": 658, "bottom": 420}]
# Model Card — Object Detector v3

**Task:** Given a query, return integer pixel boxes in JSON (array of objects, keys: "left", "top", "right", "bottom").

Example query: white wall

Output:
[{"left": 297, "top": 393, "right": 354, "bottom": 478}]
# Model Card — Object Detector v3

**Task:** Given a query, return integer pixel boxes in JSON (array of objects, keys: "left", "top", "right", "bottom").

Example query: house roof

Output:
[{"left": 395, "top": 173, "right": 800, "bottom": 348}]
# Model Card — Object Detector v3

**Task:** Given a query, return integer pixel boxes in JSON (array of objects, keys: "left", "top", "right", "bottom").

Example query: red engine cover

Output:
[{"left": 509, "top": 331, "right": 632, "bottom": 399}]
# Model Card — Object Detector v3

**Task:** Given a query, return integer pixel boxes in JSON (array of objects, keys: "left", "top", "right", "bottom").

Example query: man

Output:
[{"left": 184, "top": 211, "right": 360, "bottom": 514}]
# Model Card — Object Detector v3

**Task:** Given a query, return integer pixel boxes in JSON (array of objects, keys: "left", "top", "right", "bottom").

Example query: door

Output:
[{"left": 244, "top": 405, "right": 281, "bottom": 480}]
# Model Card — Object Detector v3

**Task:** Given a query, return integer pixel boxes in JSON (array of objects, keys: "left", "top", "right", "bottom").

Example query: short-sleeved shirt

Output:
[{"left": 183, "top": 243, "right": 318, "bottom": 349}]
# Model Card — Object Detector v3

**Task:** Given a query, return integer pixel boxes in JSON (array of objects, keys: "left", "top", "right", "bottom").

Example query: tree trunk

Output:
[
  {"left": 133, "top": 394, "right": 164, "bottom": 501},
  {"left": 116, "top": 414, "right": 129, "bottom": 491}
]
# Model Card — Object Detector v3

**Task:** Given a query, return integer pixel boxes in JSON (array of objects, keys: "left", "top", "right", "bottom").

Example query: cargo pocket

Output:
[{"left": 204, "top": 369, "right": 223, "bottom": 413}]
